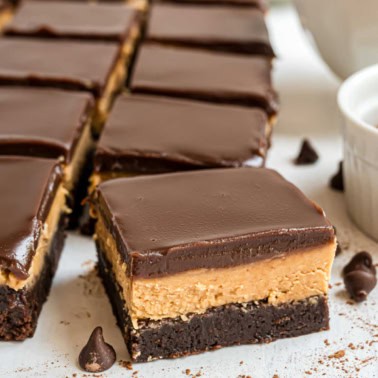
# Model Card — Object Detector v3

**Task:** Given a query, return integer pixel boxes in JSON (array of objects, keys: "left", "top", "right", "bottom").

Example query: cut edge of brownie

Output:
[
  {"left": 0, "top": 214, "right": 67, "bottom": 341},
  {"left": 97, "top": 242, "right": 330, "bottom": 362}
]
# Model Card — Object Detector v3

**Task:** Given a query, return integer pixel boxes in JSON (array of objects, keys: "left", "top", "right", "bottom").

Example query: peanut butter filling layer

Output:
[
  {"left": 93, "top": 22, "right": 141, "bottom": 133},
  {"left": 0, "top": 183, "right": 69, "bottom": 290},
  {"left": 0, "top": 8, "right": 12, "bottom": 30},
  {"left": 63, "top": 114, "right": 95, "bottom": 192},
  {"left": 95, "top": 214, "right": 336, "bottom": 328}
]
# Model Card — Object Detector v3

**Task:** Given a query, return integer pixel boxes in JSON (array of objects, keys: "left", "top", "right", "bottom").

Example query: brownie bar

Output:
[
  {"left": 0, "top": 214, "right": 66, "bottom": 340},
  {"left": 130, "top": 44, "right": 278, "bottom": 117},
  {"left": 94, "top": 94, "right": 270, "bottom": 176},
  {"left": 4, "top": 1, "right": 143, "bottom": 42},
  {"left": 92, "top": 168, "right": 336, "bottom": 361},
  {"left": 98, "top": 247, "right": 329, "bottom": 362},
  {"left": 0, "top": 157, "right": 68, "bottom": 339},
  {"left": 146, "top": 4, "right": 274, "bottom": 56}
]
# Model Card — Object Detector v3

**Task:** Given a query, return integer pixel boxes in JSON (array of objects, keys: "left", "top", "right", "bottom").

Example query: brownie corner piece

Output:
[
  {"left": 93, "top": 168, "right": 336, "bottom": 361},
  {"left": 0, "top": 157, "right": 67, "bottom": 340}
]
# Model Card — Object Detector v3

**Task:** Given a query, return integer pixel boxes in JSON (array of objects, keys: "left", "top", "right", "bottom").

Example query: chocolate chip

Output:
[
  {"left": 343, "top": 251, "right": 376, "bottom": 276},
  {"left": 294, "top": 139, "right": 319, "bottom": 165},
  {"left": 343, "top": 270, "right": 377, "bottom": 302},
  {"left": 343, "top": 252, "right": 377, "bottom": 302},
  {"left": 79, "top": 327, "right": 116, "bottom": 372},
  {"left": 330, "top": 161, "right": 344, "bottom": 191}
]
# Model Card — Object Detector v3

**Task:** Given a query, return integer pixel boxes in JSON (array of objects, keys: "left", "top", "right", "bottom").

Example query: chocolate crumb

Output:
[
  {"left": 324, "top": 339, "right": 330, "bottom": 346},
  {"left": 185, "top": 369, "right": 191, "bottom": 375},
  {"left": 294, "top": 139, "right": 319, "bottom": 165},
  {"left": 119, "top": 360, "right": 133, "bottom": 370},
  {"left": 328, "top": 350, "right": 345, "bottom": 359},
  {"left": 78, "top": 327, "right": 116, "bottom": 373},
  {"left": 330, "top": 161, "right": 344, "bottom": 191}
]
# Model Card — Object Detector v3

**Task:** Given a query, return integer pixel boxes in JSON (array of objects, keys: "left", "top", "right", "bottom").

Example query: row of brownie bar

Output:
[
  {"left": 0, "top": 0, "right": 146, "bottom": 340},
  {"left": 0, "top": 0, "right": 272, "bottom": 340},
  {"left": 0, "top": 0, "right": 337, "bottom": 367},
  {"left": 88, "top": 0, "right": 336, "bottom": 364}
]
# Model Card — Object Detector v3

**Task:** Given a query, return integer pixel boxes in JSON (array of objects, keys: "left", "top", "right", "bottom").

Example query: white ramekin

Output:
[{"left": 338, "top": 64, "right": 378, "bottom": 241}]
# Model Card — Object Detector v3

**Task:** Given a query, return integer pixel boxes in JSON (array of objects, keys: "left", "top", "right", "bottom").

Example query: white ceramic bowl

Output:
[
  {"left": 294, "top": 0, "right": 378, "bottom": 79},
  {"left": 338, "top": 64, "right": 378, "bottom": 241}
]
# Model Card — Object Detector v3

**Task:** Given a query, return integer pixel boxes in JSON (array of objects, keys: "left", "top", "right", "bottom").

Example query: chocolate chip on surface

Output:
[
  {"left": 79, "top": 327, "right": 116, "bottom": 372},
  {"left": 294, "top": 139, "right": 319, "bottom": 165},
  {"left": 330, "top": 161, "right": 344, "bottom": 191},
  {"left": 343, "top": 251, "right": 376, "bottom": 276},
  {"left": 343, "top": 252, "right": 377, "bottom": 302},
  {"left": 343, "top": 270, "right": 377, "bottom": 302}
]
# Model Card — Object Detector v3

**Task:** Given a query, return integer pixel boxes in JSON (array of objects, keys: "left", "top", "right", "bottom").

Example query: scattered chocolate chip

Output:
[
  {"left": 294, "top": 139, "right": 319, "bottom": 165},
  {"left": 79, "top": 327, "right": 116, "bottom": 372},
  {"left": 343, "top": 251, "right": 376, "bottom": 276},
  {"left": 344, "top": 271, "right": 377, "bottom": 302},
  {"left": 330, "top": 161, "right": 344, "bottom": 191},
  {"left": 343, "top": 252, "right": 377, "bottom": 302}
]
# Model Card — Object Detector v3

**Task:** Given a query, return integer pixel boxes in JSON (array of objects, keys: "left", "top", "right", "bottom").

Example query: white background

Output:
[{"left": 0, "top": 4, "right": 377, "bottom": 377}]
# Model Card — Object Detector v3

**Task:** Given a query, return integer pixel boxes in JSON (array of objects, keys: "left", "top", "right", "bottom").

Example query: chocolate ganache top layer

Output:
[
  {"left": 95, "top": 168, "right": 335, "bottom": 278},
  {"left": 130, "top": 45, "right": 278, "bottom": 116},
  {"left": 4, "top": 1, "right": 140, "bottom": 41},
  {"left": 0, "top": 88, "right": 92, "bottom": 162},
  {"left": 154, "top": 0, "right": 267, "bottom": 10},
  {"left": 147, "top": 4, "right": 274, "bottom": 56},
  {"left": 95, "top": 95, "right": 268, "bottom": 172},
  {"left": 0, "top": 38, "right": 122, "bottom": 97},
  {"left": 0, "top": 157, "right": 62, "bottom": 279}
]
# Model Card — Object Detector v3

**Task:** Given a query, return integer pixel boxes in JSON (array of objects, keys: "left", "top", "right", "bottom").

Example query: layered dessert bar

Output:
[
  {"left": 92, "top": 94, "right": 270, "bottom": 184},
  {"left": 146, "top": 3, "right": 274, "bottom": 56},
  {"left": 92, "top": 168, "right": 336, "bottom": 362},
  {"left": 4, "top": 1, "right": 143, "bottom": 43},
  {"left": 0, "top": 87, "right": 95, "bottom": 225},
  {"left": 0, "top": 37, "right": 139, "bottom": 133},
  {"left": 130, "top": 45, "right": 278, "bottom": 118},
  {"left": 0, "top": 157, "right": 68, "bottom": 340}
]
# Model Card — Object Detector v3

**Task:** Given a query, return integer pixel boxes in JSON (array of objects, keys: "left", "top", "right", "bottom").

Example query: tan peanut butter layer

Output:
[
  {"left": 94, "top": 22, "right": 141, "bottom": 132},
  {"left": 0, "top": 183, "right": 69, "bottom": 290},
  {"left": 96, "top": 214, "right": 336, "bottom": 327}
]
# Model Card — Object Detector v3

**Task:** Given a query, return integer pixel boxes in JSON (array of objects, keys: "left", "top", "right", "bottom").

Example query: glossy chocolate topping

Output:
[
  {"left": 95, "top": 168, "right": 335, "bottom": 278},
  {"left": 0, "top": 38, "right": 122, "bottom": 97},
  {"left": 4, "top": 1, "right": 140, "bottom": 42},
  {"left": 131, "top": 45, "right": 278, "bottom": 116},
  {"left": 0, "top": 88, "right": 92, "bottom": 162},
  {"left": 154, "top": 0, "right": 267, "bottom": 10},
  {"left": 0, "top": 157, "right": 62, "bottom": 279},
  {"left": 95, "top": 95, "right": 268, "bottom": 173},
  {"left": 147, "top": 4, "right": 273, "bottom": 56}
]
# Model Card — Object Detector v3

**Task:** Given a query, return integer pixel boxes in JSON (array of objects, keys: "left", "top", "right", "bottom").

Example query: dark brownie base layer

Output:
[
  {"left": 0, "top": 215, "right": 66, "bottom": 340},
  {"left": 97, "top": 244, "right": 330, "bottom": 362}
]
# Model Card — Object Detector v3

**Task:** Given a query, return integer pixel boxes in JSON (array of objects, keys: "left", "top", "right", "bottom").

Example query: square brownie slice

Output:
[
  {"left": 146, "top": 3, "right": 274, "bottom": 56},
  {"left": 92, "top": 168, "right": 336, "bottom": 361},
  {"left": 0, "top": 157, "right": 67, "bottom": 340},
  {"left": 130, "top": 44, "right": 278, "bottom": 118},
  {"left": 93, "top": 94, "right": 270, "bottom": 182},
  {"left": 4, "top": 1, "right": 143, "bottom": 43}
]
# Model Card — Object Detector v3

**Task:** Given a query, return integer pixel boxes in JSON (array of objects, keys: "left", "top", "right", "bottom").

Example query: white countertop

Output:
[{"left": 1, "top": 4, "right": 377, "bottom": 378}]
